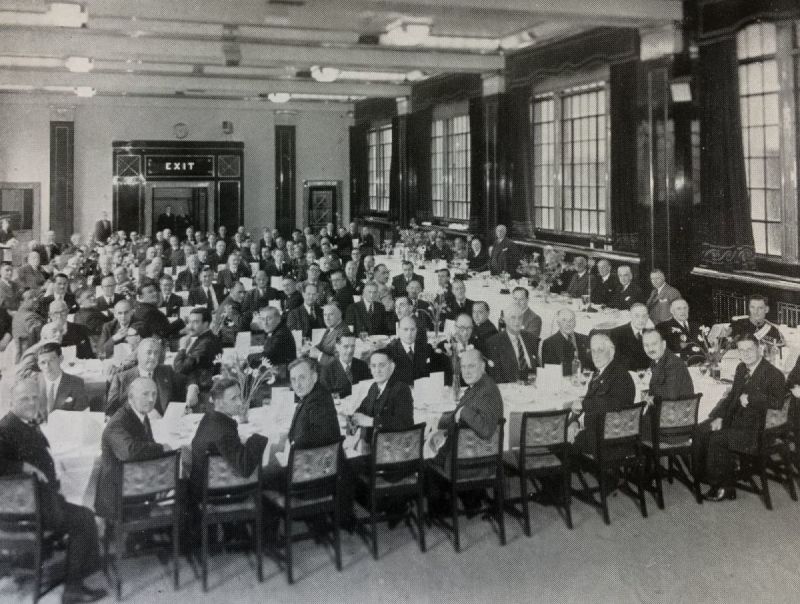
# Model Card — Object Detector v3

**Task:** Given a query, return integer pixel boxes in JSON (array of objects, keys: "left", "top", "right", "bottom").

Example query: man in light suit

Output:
[
  {"left": 95, "top": 376, "right": 171, "bottom": 518},
  {"left": 106, "top": 337, "right": 198, "bottom": 416},
  {"left": 485, "top": 307, "right": 539, "bottom": 384},
  {"left": 35, "top": 342, "right": 89, "bottom": 412},
  {"left": 187, "top": 265, "right": 225, "bottom": 312},
  {"left": 319, "top": 333, "right": 370, "bottom": 397},
  {"left": 307, "top": 303, "right": 350, "bottom": 364},
  {"left": 511, "top": 286, "right": 542, "bottom": 339},
  {"left": 645, "top": 269, "right": 681, "bottom": 325}
]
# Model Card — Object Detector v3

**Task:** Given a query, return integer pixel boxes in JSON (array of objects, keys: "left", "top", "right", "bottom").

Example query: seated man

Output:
[
  {"left": 541, "top": 308, "right": 592, "bottom": 376},
  {"left": 392, "top": 296, "right": 431, "bottom": 346},
  {"left": 350, "top": 350, "right": 414, "bottom": 442},
  {"left": 511, "top": 287, "right": 542, "bottom": 339},
  {"left": 95, "top": 376, "right": 173, "bottom": 518},
  {"left": 641, "top": 329, "right": 694, "bottom": 403},
  {"left": 242, "top": 269, "right": 280, "bottom": 317},
  {"left": 565, "top": 256, "right": 592, "bottom": 299},
  {"left": 279, "top": 275, "right": 303, "bottom": 314},
  {"left": 445, "top": 279, "right": 473, "bottom": 322},
  {"left": 471, "top": 301, "right": 497, "bottom": 354},
  {"left": 16, "top": 250, "right": 49, "bottom": 291},
  {"left": 391, "top": 260, "right": 424, "bottom": 297},
  {"left": 285, "top": 357, "right": 341, "bottom": 450},
  {"left": 174, "top": 307, "right": 223, "bottom": 406},
  {"left": 73, "top": 286, "right": 108, "bottom": 338},
  {"left": 12, "top": 290, "right": 45, "bottom": 359},
  {"left": 306, "top": 303, "right": 350, "bottom": 364},
  {"left": 319, "top": 333, "right": 370, "bottom": 397},
  {"left": 591, "top": 259, "right": 618, "bottom": 306},
  {"left": 571, "top": 334, "right": 636, "bottom": 454},
  {"left": 36, "top": 342, "right": 89, "bottom": 412},
  {"left": 0, "top": 261, "right": 21, "bottom": 311},
  {"left": 97, "top": 298, "right": 134, "bottom": 360},
  {"left": 608, "top": 303, "right": 651, "bottom": 372},
  {"left": 158, "top": 274, "right": 184, "bottom": 318},
  {"left": 345, "top": 281, "right": 388, "bottom": 337},
  {"left": 656, "top": 298, "right": 701, "bottom": 360},
  {"left": 49, "top": 299, "right": 94, "bottom": 359},
  {"left": 609, "top": 265, "right": 644, "bottom": 310},
  {"left": 645, "top": 269, "right": 681, "bottom": 326},
  {"left": 384, "top": 316, "right": 433, "bottom": 386},
  {"left": 258, "top": 306, "right": 296, "bottom": 382},
  {"left": 212, "top": 281, "right": 251, "bottom": 347},
  {"left": 485, "top": 307, "right": 538, "bottom": 384},
  {"left": 187, "top": 265, "right": 224, "bottom": 312},
  {"left": 107, "top": 337, "right": 198, "bottom": 416},
  {"left": 328, "top": 269, "right": 355, "bottom": 313},
  {"left": 132, "top": 282, "right": 172, "bottom": 339},
  {"left": 286, "top": 281, "right": 324, "bottom": 339},
  {"left": 38, "top": 272, "right": 77, "bottom": 317},
  {"left": 728, "top": 294, "right": 783, "bottom": 343},
  {"left": 175, "top": 254, "right": 202, "bottom": 292},
  {"left": 217, "top": 251, "right": 251, "bottom": 292},
  {"left": 190, "top": 377, "right": 269, "bottom": 498},
  {"left": 0, "top": 378, "right": 107, "bottom": 603},
  {"left": 696, "top": 335, "right": 785, "bottom": 501}
]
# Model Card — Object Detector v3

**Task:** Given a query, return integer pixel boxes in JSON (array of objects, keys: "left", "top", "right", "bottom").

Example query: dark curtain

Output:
[
  {"left": 389, "top": 115, "right": 409, "bottom": 226},
  {"left": 407, "top": 108, "right": 433, "bottom": 222},
  {"left": 509, "top": 86, "right": 534, "bottom": 238},
  {"left": 609, "top": 60, "right": 640, "bottom": 252},
  {"left": 468, "top": 97, "right": 485, "bottom": 235},
  {"left": 349, "top": 123, "right": 369, "bottom": 221},
  {"left": 698, "top": 37, "right": 754, "bottom": 262}
]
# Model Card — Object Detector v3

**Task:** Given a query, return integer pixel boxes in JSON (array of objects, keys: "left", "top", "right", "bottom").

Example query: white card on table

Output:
[
  {"left": 352, "top": 238, "right": 359, "bottom": 248},
  {"left": 250, "top": 262, "right": 259, "bottom": 275},
  {"left": 61, "top": 345, "right": 77, "bottom": 363},
  {"left": 291, "top": 330, "right": 303, "bottom": 352},
  {"left": 271, "top": 277, "right": 283, "bottom": 289},
  {"left": 429, "top": 371, "right": 445, "bottom": 390},
  {"left": 311, "top": 328, "right": 326, "bottom": 345},
  {"left": 179, "top": 306, "right": 193, "bottom": 320},
  {"left": 240, "top": 277, "right": 253, "bottom": 290},
  {"left": 235, "top": 331, "right": 251, "bottom": 351},
  {"left": 177, "top": 291, "right": 189, "bottom": 302},
  {"left": 268, "top": 299, "right": 282, "bottom": 310},
  {"left": 538, "top": 365, "right": 563, "bottom": 394}
]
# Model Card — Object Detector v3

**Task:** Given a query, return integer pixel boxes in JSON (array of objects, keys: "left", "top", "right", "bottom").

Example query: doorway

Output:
[{"left": 145, "top": 181, "right": 214, "bottom": 236}]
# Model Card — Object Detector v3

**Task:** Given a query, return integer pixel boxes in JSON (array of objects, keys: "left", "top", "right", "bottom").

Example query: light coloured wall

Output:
[{"left": 0, "top": 94, "right": 353, "bottom": 238}]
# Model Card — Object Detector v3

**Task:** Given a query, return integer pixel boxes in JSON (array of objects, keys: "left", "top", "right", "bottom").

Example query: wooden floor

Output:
[{"left": 5, "top": 478, "right": 800, "bottom": 604}]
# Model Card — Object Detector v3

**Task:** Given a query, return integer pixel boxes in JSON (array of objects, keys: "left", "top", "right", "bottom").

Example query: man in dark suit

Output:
[
  {"left": 696, "top": 335, "right": 785, "bottom": 501},
  {"left": 259, "top": 307, "right": 296, "bottom": 381},
  {"left": 158, "top": 275, "right": 184, "bottom": 318},
  {"left": 94, "top": 275, "right": 124, "bottom": 316},
  {"left": 471, "top": 301, "right": 498, "bottom": 354},
  {"left": 329, "top": 269, "right": 355, "bottom": 313},
  {"left": 132, "top": 282, "right": 173, "bottom": 339},
  {"left": 35, "top": 342, "right": 89, "bottom": 412},
  {"left": 187, "top": 265, "right": 225, "bottom": 312},
  {"left": 345, "top": 282, "right": 388, "bottom": 336},
  {"left": 279, "top": 276, "right": 304, "bottom": 314},
  {"left": 591, "top": 259, "right": 618, "bottom": 306},
  {"left": 566, "top": 256, "right": 594, "bottom": 299},
  {"left": 0, "top": 261, "right": 21, "bottom": 310},
  {"left": 95, "top": 377, "right": 170, "bottom": 518},
  {"left": 351, "top": 350, "right": 414, "bottom": 443},
  {"left": 489, "top": 224, "right": 520, "bottom": 277},
  {"left": 541, "top": 308, "right": 593, "bottom": 376},
  {"left": 73, "top": 287, "right": 110, "bottom": 345},
  {"left": 242, "top": 270, "right": 280, "bottom": 317},
  {"left": 728, "top": 295, "right": 783, "bottom": 344},
  {"left": 0, "top": 378, "right": 107, "bottom": 603},
  {"left": 511, "top": 287, "right": 542, "bottom": 339},
  {"left": 264, "top": 248, "right": 292, "bottom": 279},
  {"left": 485, "top": 307, "right": 539, "bottom": 384},
  {"left": 391, "top": 260, "right": 425, "bottom": 297},
  {"left": 656, "top": 299, "right": 702, "bottom": 360},
  {"left": 15, "top": 250, "right": 49, "bottom": 291},
  {"left": 206, "top": 239, "right": 229, "bottom": 271},
  {"left": 286, "top": 357, "right": 341, "bottom": 449},
  {"left": 217, "top": 252, "right": 251, "bottom": 292},
  {"left": 445, "top": 279, "right": 473, "bottom": 322},
  {"left": 572, "top": 333, "right": 636, "bottom": 454},
  {"left": 175, "top": 255, "right": 202, "bottom": 292},
  {"left": 384, "top": 316, "right": 433, "bottom": 386},
  {"left": 173, "top": 307, "right": 223, "bottom": 406},
  {"left": 319, "top": 333, "right": 370, "bottom": 397},
  {"left": 38, "top": 273, "right": 77, "bottom": 317},
  {"left": 642, "top": 329, "right": 694, "bottom": 403},
  {"left": 164, "top": 235, "right": 185, "bottom": 268},
  {"left": 106, "top": 337, "right": 195, "bottom": 416},
  {"left": 156, "top": 205, "right": 177, "bottom": 232},
  {"left": 94, "top": 211, "right": 112, "bottom": 243},
  {"left": 286, "top": 281, "right": 324, "bottom": 339},
  {"left": 610, "top": 265, "right": 645, "bottom": 310},
  {"left": 97, "top": 299, "right": 135, "bottom": 360},
  {"left": 189, "top": 377, "right": 269, "bottom": 498},
  {"left": 48, "top": 299, "right": 94, "bottom": 359},
  {"left": 307, "top": 303, "right": 350, "bottom": 364},
  {"left": 608, "top": 303, "right": 651, "bottom": 372}
]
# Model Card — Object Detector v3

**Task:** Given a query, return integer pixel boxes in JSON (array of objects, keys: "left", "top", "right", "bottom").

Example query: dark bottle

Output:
[{"left": 498, "top": 310, "right": 506, "bottom": 332}]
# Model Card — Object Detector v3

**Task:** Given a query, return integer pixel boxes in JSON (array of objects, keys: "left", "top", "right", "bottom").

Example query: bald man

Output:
[
  {"left": 384, "top": 315, "right": 433, "bottom": 385},
  {"left": 541, "top": 308, "right": 593, "bottom": 375}
]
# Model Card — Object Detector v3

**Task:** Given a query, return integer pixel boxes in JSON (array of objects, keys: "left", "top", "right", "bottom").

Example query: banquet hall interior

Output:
[{"left": 2, "top": 0, "right": 800, "bottom": 602}]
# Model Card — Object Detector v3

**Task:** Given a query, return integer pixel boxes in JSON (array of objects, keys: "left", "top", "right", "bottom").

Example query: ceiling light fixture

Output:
[
  {"left": 65, "top": 56, "right": 93, "bottom": 73},
  {"left": 267, "top": 92, "right": 291, "bottom": 103},
  {"left": 74, "top": 86, "right": 96, "bottom": 97},
  {"left": 310, "top": 65, "right": 340, "bottom": 83},
  {"left": 0, "top": 2, "right": 88, "bottom": 27}
]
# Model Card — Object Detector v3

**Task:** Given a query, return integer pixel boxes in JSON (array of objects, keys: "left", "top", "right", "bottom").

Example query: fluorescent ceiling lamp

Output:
[
  {"left": 670, "top": 79, "right": 692, "bottom": 103},
  {"left": 0, "top": 56, "right": 63, "bottom": 68},
  {"left": 74, "top": 86, "right": 96, "bottom": 97},
  {"left": 290, "top": 93, "right": 365, "bottom": 102},
  {"left": 267, "top": 92, "right": 291, "bottom": 103},
  {"left": 65, "top": 56, "right": 93, "bottom": 73},
  {"left": 0, "top": 3, "right": 88, "bottom": 27},
  {"left": 380, "top": 20, "right": 433, "bottom": 47},
  {"left": 0, "top": 84, "right": 35, "bottom": 91},
  {"left": 310, "top": 65, "right": 340, "bottom": 83},
  {"left": 380, "top": 19, "right": 530, "bottom": 52}
]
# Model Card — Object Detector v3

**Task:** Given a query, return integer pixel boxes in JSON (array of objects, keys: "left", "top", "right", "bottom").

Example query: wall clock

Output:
[{"left": 173, "top": 122, "right": 189, "bottom": 139}]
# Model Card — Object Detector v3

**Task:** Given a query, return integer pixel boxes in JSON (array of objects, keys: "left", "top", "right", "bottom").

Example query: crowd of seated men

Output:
[{"left": 0, "top": 219, "right": 796, "bottom": 602}]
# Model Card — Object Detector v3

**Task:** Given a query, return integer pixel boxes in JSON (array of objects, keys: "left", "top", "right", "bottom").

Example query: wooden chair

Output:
[
  {"left": 574, "top": 404, "right": 647, "bottom": 525},
  {"left": 199, "top": 453, "right": 263, "bottom": 592},
  {"left": 503, "top": 409, "right": 572, "bottom": 536},
  {"left": 0, "top": 475, "right": 65, "bottom": 603},
  {"left": 426, "top": 419, "right": 506, "bottom": 552},
  {"left": 104, "top": 450, "right": 181, "bottom": 600},
  {"left": 262, "top": 438, "right": 343, "bottom": 584},
  {"left": 354, "top": 423, "right": 427, "bottom": 559},
  {"left": 641, "top": 394, "right": 703, "bottom": 508},
  {"left": 733, "top": 396, "right": 798, "bottom": 510}
]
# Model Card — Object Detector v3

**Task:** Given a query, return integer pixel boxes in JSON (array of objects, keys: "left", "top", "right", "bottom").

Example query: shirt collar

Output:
[{"left": 130, "top": 405, "right": 148, "bottom": 425}]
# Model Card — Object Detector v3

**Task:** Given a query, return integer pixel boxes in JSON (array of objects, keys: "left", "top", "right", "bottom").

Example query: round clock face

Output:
[{"left": 173, "top": 122, "right": 189, "bottom": 139}]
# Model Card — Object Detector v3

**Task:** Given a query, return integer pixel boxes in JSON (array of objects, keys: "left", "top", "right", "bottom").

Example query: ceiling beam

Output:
[
  {"left": 0, "top": 69, "right": 412, "bottom": 97},
  {"left": 0, "top": 27, "right": 502, "bottom": 72}
]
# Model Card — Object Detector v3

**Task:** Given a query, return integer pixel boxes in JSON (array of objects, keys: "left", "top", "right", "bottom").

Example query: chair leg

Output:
[
  {"left": 654, "top": 455, "right": 665, "bottom": 510},
  {"left": 637, "top": 459, "right": 648, "bottom": 519},
  {"left": 255, "top": 513, "right": 263, "bottom": 583},
  {"left": 173, "top": 513, "right": 180, "bottom": 590},
  {"left": 562, "top": 467, "right": 573, "bottom": 530},
  {"left": 451, "top": 487, "right": 460, "bottom": 553},
  {"left": 598, "top": 469, "right": 610, "bottom": 526},
  {"left": 285, "top": 513, "right": 294, "bottom": 585},
  {"left": 334, "top": 495, "right": 342, "bottom": 572},
  {"left": 33, "top": 538, "right": 42, "bottom": 604},
  {"left": 496, "top": 475, "right": 506, "bottom": 546},
  {"left": 201, "top": 517, "right": 209, "bottom": 593},
  {"left": 784, "top": 446, "right": 799, "bottom": 502},
  {"left": 115, "top": 525, "right": 125, "bottom": 600},
  {"left": 759, "top": 458, "right": 773, "bottom": 511},
  {"left": 519, "top": 473, "right": 531, "bottom": 537},
  {"left": 417, "top": 482, "right": 426, "bottom": 553},
  {"left": 690, "top": 452, "right": 703, "bottom": 504},
  {"left": 370, "top": 492, "right": 378, "bottom": 561},
  {"left": 666, "top": 457, "right": 675, "bottom": 484}
]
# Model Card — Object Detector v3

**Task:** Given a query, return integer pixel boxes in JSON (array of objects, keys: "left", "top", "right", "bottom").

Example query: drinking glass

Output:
[
  {"left": 699, "top": 364, "right": 709, "bottom": 377},
  {"left": 333, "top": 392, "right": 341, "bottom": 407},
  {"left": 582, "top": 368, "right": 593, "bottom": 385}
]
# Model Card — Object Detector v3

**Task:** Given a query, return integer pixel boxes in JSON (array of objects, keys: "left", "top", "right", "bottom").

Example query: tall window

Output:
[
  {"left": 368, "top": 124, "right": 392, "bottom": 212},
  {"left": 431, "top": 115, "right": 471, "bottom": 221},
  {"left": 531, "top": 82, "right": 608, "bottom": 237}
]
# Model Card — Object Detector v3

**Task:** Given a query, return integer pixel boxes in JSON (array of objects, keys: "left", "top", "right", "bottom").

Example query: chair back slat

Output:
[
  {"left": 374, "top": 424, "right": 425, "bottom": 465},
  {"left": 0, "top": 476, "right": 36, "bottom": 515},
  {"left": 659, "top": 396, "right": 700, "bottom": 429},
  {"left": 207, "top": 455, "right": 259, "bottom": 490},
  {"left": 123, "top": 453, "right": 178, "bottom": 498},
  {"left": 456, "top": 426, "right": 500, "bottom": 459},
  {"left": 603, "top": 406, "right": 642, "bottom": 440},
  {"left": 291, "top": 441, "right": 340, "bottom": 484},
  {"left": 522, "top": 410, "right": 569, "bottom": 448},
  {"left": 765, "top": 396, "right": 792, "bottom": 431}
]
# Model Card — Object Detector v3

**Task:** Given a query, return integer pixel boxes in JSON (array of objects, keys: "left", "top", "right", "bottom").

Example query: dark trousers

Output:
[
  {"left": 45, "top": 496, "right": 100, "bottom": 585},
  {"left": 694, "top": 420, "right": 754, "bottom": 489}
]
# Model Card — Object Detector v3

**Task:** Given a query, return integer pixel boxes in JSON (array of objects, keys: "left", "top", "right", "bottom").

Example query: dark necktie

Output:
[
  {"left": 517, "top": 336, "right": 529, "bottom": 373},
  {"left": 206, "top": 288, "right": 214, "bottom": 311},
  {"left": 408, "top": 346, "right": 415, "bottom": 364},
  {"left": 636, "top": 331, "right": 642, "bottom": 345},
  {"left": 345, "top": 363, "right": 353, "bottom": 383},
  {"left": 142, "top": 415, "right": 154, "bottom": 442},
  {"left": 309, "top": 307, "right": 316, "bottom": 321}
]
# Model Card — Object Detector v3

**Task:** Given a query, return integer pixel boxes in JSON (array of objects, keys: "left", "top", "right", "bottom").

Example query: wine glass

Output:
[
  {"left": 581, "top": 294, "right": 590, "bottom": 311},
  {"left": 699, "top": 363, "right": 709, "bottom": 377},
  {"left": 332, "top": 392, "right": 341, "bottom": 407}
]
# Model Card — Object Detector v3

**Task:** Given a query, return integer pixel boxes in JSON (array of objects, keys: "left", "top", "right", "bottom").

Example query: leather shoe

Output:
[
  {"left": 62, "top": 583, "right": 108, "bottom": 604},
  {"left": 704, "top": 487, "right": 736, "bottom": 502}
]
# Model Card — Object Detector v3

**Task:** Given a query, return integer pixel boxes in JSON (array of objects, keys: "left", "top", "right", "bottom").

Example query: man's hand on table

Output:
[
  {"left": 352, "top": 412, "right": 373, "bottom": 427},
  {"left": 711, "top": 417, "right": 723, "bottom": 431}
]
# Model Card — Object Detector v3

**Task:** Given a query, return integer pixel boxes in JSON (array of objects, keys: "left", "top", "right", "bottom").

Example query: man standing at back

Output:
[{"left": 489, "top": 224, "right": 520, "bottom": 277}]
